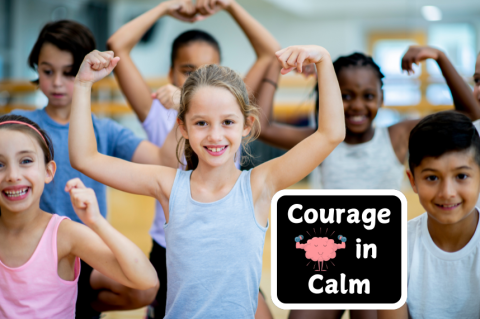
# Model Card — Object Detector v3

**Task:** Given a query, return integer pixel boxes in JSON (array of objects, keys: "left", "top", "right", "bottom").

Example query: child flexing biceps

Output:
[
  {"left": 68, "top": 46, "right": 344, "bottom": 318},
  {"left": 0, "top": 115, "right": 157, "bottom": 319},
  {"left": 107, "top": 1, "right": 280, "bottom": 315}
]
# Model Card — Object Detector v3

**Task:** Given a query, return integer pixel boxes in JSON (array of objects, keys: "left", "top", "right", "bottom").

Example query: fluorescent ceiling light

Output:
[{"left": 421, "top": 6, "right": 442, "bottom": 21}]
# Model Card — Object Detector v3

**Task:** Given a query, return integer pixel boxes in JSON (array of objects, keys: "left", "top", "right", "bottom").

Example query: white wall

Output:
[{"left": 6, "top": 0, "right": 480, "bottom": 79}]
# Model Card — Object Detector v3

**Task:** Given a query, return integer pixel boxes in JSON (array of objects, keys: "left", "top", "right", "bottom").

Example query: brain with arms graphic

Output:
[{"left": 295, "top": 234, "right": 347, "bottom": 271}]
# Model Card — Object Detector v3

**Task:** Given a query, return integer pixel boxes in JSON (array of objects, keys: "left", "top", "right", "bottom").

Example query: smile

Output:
[
  {"left": 347, "top": 115, "right": 367, "bottom": 124},
  {"left": 2, "top": 187, "right": 30, "bottom": 200},
  {"left": 436, "top": 203, "right": 461, "bottom": 209},
  {"left": 204, "top": 146, "right": 228, "bottom": 156}
]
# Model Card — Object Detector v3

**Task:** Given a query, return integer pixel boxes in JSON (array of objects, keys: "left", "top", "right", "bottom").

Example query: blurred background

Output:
[{"left": 0, "top": 0, "right": 479, "bottom": 318}]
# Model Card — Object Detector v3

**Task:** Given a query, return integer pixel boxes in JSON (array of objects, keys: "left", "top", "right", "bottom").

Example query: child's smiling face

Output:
[
  {"left": 179, "top": 86, "right": 252, "bottom": 168},
  {"left": 0, "top": 130, "right": 55, "bottom": 214},
  {"left": 408, "top": 150, "right": 480, "bottom": 225},
  {"left": 337, "top": 66, "right": 383, "bottom": 135},
  {"left": 37, "top": 43, "right": 75, "bottom": 109}
]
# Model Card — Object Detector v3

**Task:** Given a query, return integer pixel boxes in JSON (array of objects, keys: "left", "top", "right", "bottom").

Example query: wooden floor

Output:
[{"left": 104, "top": 180, "right": 425, "bottom": 319}]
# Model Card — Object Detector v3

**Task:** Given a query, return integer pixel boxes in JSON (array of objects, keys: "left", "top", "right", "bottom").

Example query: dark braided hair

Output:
[
  {"left": 314, "top": 52, "right": 385, "bottom": 125},
  {"left": 171, "top": 30, "right": 221, "bottom": 67}
]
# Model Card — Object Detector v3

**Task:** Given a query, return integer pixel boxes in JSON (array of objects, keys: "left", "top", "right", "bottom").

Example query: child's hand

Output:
[
  {"left": 402, "top": 46, "right": 442, "bottom": 75},
  {"left": 76, "top": 50, "right": 120, "bottom": 84},
  {"left": 65, "top": 178, "right": 103, "bottom": 227},
  {"left": 275, "top": 45, "right": 328, "bottom": 75},
  {"left": 165, "top": 0, "right": 198, "bottom": 22},
  {"left": 196, "top": 0, "right": 233, "bottom": 17},
  {"left": 296, "top": 63, "right": 317, "bottom": 79},
  {"left": 151, "top": 84, "right": 181, "bottom": 111}
]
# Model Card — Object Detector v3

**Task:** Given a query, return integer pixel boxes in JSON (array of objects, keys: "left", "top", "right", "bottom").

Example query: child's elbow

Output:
[
  {"left": 106, "top": 38, "right": 116, "bottom": 51},
  {"left": 69, "top": 153, "right": 87, "bottom": 173},
  {"left": 328, "top": 127, "right": 346, "bottom": 145},
  {"left": 138, "top": 277, "right": 159, "bottom": 291}
]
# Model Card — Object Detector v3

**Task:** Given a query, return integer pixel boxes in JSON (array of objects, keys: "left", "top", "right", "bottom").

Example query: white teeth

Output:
[
  {"left": 440, "top": 203, "right": 458, "bottom": 208},
  {"left": 207, "top": 146, "right": 226, "bottom": 152},
  {"left": 4, "top": 188, "right": 28, "bottom": 197},
  {"left": 350, "top": 116, "right": 365, "bottom": 122}
]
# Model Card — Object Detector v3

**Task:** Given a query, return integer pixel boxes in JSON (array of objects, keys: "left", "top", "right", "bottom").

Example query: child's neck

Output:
[
  {"left": 191, "top": 160, "right": 240, "bottom": 193},
  {"left": 44, "top": 102, "right": 72, "bottom": 125},
  {"left": 0, "top": 203, "right": 44, "bottom": 234},
  {"left": 344, "top": 126, "right": 375, "bottom": 145},
  {"left": 428, "top": 208, "right": 479, "bottom": 253}
]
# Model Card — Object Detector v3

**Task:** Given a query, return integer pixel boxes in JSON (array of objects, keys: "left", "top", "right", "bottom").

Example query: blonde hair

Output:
[{"left": 176, "top": 64, "right": 260, "bottom": 170}]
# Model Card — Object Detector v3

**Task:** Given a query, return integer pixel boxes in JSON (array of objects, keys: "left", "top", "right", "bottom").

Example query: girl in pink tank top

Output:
[{"left": 0, "top": 115, "right": 158, "bottom": 319}]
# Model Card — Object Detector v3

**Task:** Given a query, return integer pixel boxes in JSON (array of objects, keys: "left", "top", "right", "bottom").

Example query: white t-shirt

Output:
[
  {"left": 407, "top": 212, "right": 480, "bottom": 318},
  {"left": 473, "top": 120, "right": 480, "bottom": 208}
]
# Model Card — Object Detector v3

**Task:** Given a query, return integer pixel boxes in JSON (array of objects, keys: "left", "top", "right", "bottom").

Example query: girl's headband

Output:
[{"left": 0, "top": 121, "right": 47, "bottom": 144}]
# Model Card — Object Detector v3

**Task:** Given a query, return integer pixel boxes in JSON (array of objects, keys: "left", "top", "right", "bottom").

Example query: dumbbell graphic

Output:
[
  {"left": 294, "top": 235, "right": 304, "bottom": 242},
  {"left": 295, "top": 234, "right": 347, "bottom": 271}
]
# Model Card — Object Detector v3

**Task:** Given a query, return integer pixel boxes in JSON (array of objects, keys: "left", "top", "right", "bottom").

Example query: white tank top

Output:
[{"left": 314, "top": 126, "right": 405, "bottom": 190}]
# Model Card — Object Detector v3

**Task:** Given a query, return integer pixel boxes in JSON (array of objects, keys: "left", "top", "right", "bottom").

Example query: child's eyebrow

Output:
[
  {"left": 455, "top": 165, "right": 473, "bottom": 170},
  {"left": 223, "top": 114, "right": 240, "bottom": 119},
  {"left": 39, "top": 62, "right": 73, "bottom": 68},
  {"left": 421, "top": 166, "right": 472, "bottom": 173},
  {"left": 179, "top": 64, "right": 196, "bottom": 69},
  {"left": 17, "top": 150, "right": 36, "bottom": 155}
]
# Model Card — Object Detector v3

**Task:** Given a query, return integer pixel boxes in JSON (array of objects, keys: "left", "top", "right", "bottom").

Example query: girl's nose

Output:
[
  {"left": 5, "top": 165, "right": 21, "bottom": 182},
  {"left": 208, "top": 125, "right": 223, "bottom": 142}
]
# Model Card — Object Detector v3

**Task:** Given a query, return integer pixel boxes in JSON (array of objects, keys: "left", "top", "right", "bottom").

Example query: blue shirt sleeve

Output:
[{"left": 104, "top": 118, "right": 143, "bottom": 161}]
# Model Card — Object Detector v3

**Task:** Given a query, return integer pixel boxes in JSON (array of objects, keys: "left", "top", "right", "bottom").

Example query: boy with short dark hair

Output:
[{"left": 379, "top": 110, "right": 480, "bottom": 319}]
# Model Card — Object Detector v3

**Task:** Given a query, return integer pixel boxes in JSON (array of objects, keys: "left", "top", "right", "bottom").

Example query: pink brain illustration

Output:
[{"left": 296, "top": 235, "right": 346, "bottom": 271}]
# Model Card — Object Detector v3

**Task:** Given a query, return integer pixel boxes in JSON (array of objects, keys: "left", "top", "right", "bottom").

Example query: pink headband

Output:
[{"left": 0, "top": 121, "right": 47, "bottom": 145}]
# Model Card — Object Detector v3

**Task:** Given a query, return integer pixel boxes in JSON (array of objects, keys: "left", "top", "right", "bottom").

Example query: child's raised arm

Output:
[
  {"left": 256, "top": 58, "right": 316, "bottom": 149},
  {"left": 196, "top": 0, "right": 281, "bottom": 96},
  {"left": 62, "top": 178, "right": 158, "bottom": 290},
  {"left": 251, "top": 45, "right": 345, "bottom": 201},
  {"left": 402, "top": 46, "right": 480, "bottom": 119},
  {"left": 69, "top": 50, "right": 176, "bottom": 199},
  {"left": 107, "top": 0, "right": 196, "bottom": 122}
]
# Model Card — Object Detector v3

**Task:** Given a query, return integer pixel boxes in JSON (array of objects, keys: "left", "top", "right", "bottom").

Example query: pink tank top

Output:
[{"left": 0, "top": 214, "right": 80, "bottom": 319}]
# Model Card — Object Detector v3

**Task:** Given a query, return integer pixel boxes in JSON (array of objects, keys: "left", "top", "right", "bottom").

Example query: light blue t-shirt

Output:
[
  {"left": 10, "top": 108, "right": 143, "bottom": 223},
  {"left": 165, "top": 169, "right": 268, "bottom": 318}
]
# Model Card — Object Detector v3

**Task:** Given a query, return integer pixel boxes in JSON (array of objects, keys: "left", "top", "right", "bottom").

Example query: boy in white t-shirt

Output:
[{"left": 379, "top": 111, "right": 480, "bottom": 319}]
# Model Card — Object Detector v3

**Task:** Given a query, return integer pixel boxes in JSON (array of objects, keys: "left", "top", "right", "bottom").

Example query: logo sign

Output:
[{"left": 271, "top": 190, "right": 407, "bottom": 310}]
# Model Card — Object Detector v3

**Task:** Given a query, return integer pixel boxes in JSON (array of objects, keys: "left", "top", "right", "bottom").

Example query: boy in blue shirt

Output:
[{"left": 15, "top": 20, "right": 175, "bottom": 319}]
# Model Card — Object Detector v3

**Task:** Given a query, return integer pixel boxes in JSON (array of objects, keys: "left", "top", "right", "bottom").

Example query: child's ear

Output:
[
  {"left": 177, "top": 118, "right": 189, "bottom": 140},
  {"left": 242, "top": 116, "right": 254, "bottom": 137},
  {"left": 406, "top": 169, "right": 418, "bottom": 194},
  {"left": 45, "top": 160, "right": 57, "bottom": 184}
]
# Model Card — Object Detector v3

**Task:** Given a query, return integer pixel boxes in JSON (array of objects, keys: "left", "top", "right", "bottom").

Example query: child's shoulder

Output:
[
  {"left": 10, "top": 108, "right": 43, "bottom": 121},
  {"left": 407, "top": 213, "right": 427, "bottom": 242}
]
